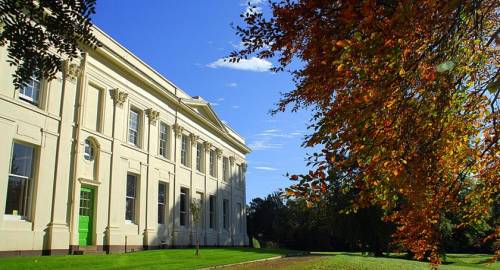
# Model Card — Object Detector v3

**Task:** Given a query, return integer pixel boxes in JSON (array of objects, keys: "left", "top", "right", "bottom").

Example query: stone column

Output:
[
  {"left": 144, "top": 108, "right": 159, "bottom": 248},
  {"left": 47, "top": 61, "right": 82, "bottom": 253},
  {"left": 106, "top": 87, "right": 128, "bottom": 252}
]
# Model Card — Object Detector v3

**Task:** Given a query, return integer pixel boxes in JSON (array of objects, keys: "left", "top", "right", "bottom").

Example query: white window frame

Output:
[
  {"left": 19, "top": 74, "right": 41, "bottom": 105},
  {"left": 158, "top": 182, "right": 167, "bottom": 224},
  {"left": 209, "top": 195, "right": 216, "bottom": 229},
  {"left": 222, "top": 199, "right": 229, "bottom": 230},
  {"left": 128, "top": 108, "right": 141, "bottom": 147},
  {"left": 196, "top": 142, "right": 203, "bottom": 172},
  {"left": 159, "top": 122, "right": 169, "bottom": 158},
  {"left": 83, "top": 139, "right": 94, "bottom": 161},
  {"left": 180, "top": 135, "right": 189, "bottom": 167},
  {"left": 179, "top": 187, "right": 189, "bottom": 226},
  {"left": 5, "top": 142, "right": 36, "bottom": 221},
  {"left": 222, "top": 157, "right": 229, "bottom": 182},
  {"left": 209, "top": 149, "right": 216, "bottom": 177},
  {"left": 125, "top": 174, "right": 137, "bottom": 223}
]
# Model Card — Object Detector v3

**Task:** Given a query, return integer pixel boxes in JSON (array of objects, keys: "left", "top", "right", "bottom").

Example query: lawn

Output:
[
  {"left": 0, "top": 248, "right": 287, "bottom": 270},
  {"left": 223, "top": 252, "right": 499, "bottom": 270}
]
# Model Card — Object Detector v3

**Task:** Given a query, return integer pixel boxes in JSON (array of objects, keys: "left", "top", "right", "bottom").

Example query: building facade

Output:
[{"left": 0, "top": 27, "right": 250, "bottom": 255}]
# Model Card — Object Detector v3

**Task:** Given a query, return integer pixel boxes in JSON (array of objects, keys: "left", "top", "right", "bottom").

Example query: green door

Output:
[{"left": 78, "top": 187, "right": 94, "bottom": 246}]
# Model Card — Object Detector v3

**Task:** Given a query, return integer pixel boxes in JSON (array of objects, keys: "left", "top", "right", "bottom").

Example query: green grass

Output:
[
  {"left": 279, "top": 252, "right": 499, "bottom": 270},
  {"left": 0, "top": 247, "right": 287, "bottom": 270}
]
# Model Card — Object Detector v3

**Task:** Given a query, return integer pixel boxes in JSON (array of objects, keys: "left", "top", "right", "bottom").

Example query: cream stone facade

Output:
[{"left": 0, "top": 27, "right": 250, "bottom": 255}]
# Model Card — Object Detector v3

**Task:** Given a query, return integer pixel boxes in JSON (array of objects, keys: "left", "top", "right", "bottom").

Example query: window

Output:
[
  {"left": 83, "top": 139, "right": 94, "bottom": 161},
  {"left": 159, "top": 123, "right": 169, "bottom": 158},
  {"left": 128, "top": 108, "right": 140, "bottom": 146},
  {"left": 196, "top": 143, "right": 203, "bottom": 172},
  {"left": 223, "top": 199, "right": 229, "bottom": 230},
  {"left": 181, "top": 135, "right": 189, "bottom": 166},
  {"left": 180, "top": 187, "right": 189, "bottom": 226},
  {"left": 125, "top": 174, "right": 137, "bottom": 222},
  {"left": 209, "top": 149, "right": 216, "bottom": 177},
  {"left": 209, "top": 195, "right": 216, "bottom": 229},
  {"left": 237, "top": 165, "right": 243, "bottom": 186},
  {"left": 19, "top": 74, "right": 41, "bottom": 105},
  {"left": 158, "top": 182, "right": 167, "bottom": 224},
  {"left": 222, "top": 157, "right": 229, "bottom": 182},
  {"left": 84, "top": 84, "right": 103, "bottom": 132},
  {"left": 5, "top": 143, "right": 35, "bottom": 218}
]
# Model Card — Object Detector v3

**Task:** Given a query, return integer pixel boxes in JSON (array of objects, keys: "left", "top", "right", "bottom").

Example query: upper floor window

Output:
[
  {"left": 83, "top": 139, "right": 94, "bottom": 161},
  {"left": 158, "top": 182, "right": 167, "bottom": 224},
  {"left": 128, "top": 108, "right": 141, "bottom": 146},
  {"left": 125, "top": 174, "right": 137, "bottom": 223},
  {"left": 6, "top": 142, "right": 36, "bottom": 219},
  {"left": 222, "top": 157, "right": 229, "bottom": 182},
  {"left": 180, "top": 187, "right": 189, "bottom": 226},
  {"left": 181, "top": 135, "right": 189, "bottom": 167},
  {"left": 237, "top": 164, "right": 243, "bottom": 186},
  {"left": 196, "top": 142, "right": 203, "bottom": 172},
  {"left": 19, "top": 74, "right": 41, "bottom": 105},
  {"left": 159, "top": 123, "right": 169, "bottom": 158},
  {"left": 209, "top": 149, "right": 216, "bottom": 177}
]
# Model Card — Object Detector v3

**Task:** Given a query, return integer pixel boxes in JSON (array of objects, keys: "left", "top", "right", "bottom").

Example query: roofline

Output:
[{"left": 89, "top": 26, "right": 251, "bottom": 154}]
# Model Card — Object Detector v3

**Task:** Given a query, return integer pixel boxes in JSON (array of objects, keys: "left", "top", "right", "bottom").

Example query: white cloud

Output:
[
  {"left": 249, "top": 139, "right": 283, "bottom": 150},
  {"left": 227, "top": 82, "right": 238, "bottom": 87},
  {"left": 245, "top": 5, "right": 262, "bottom": 15},
  {"left": 263, "top": 129, "right": 280, "bottom": 133},
  {"left": 207, "top": 57, "right": 272, "bottom": 72},
  {"left": 232, "top": 105, "right": 240, "bottom": 109},
  {"left": 217, "top": 97, "right": 225, "bottom": 102},
  {"left": 254, "top": 166, "right": 278, "bottom": 171},
  {"left": 210, "top": 102, "right": 219, "bottom": 106},
  {"left": 241, "top": 0, "right": 263, "bottom": 5}
]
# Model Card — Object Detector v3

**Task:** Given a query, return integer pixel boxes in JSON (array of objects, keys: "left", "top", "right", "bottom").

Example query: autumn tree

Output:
[
  {"left": 0, "top": 0, "right": 99, "bottom": 88},
  {"left": 232, "top": 0, "right": 499, "bottom": 266}
]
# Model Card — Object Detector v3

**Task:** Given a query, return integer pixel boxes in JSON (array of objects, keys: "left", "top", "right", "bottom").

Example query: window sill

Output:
[{"left": 4, "top": 215, "right": 30, "bottom": 222}]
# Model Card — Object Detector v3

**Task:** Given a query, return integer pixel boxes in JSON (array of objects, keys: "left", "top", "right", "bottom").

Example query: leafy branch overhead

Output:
[
  {"left": 233, "top": 0, "right": 499, "bottom": 266},
  {"left": 0, "top": 0, "right": 100, "bottom": 88}
]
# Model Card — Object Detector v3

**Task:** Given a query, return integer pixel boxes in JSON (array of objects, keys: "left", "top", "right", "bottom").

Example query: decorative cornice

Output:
[
  {"left": 110, "top": 88, "right": 128, "bottom": 107},
  {"left": 146, "top": 108, "right": 160, "bottom": 126},
  {"left": 189, "top": 133, "right": 199, "bottom": 144},
  {"left": 173, "top": 123, "right": 183, "bottom": 137},
  {"left": 229, "top": 156, "right": 235, "bottom": 164},
  {"left": 203, "top": 141, "right": 212, "bottom": 152},
  {"left": 64, "top": 60, "right": 81, "bottom": 81},
  {"left": 216, "top": 148, "right": 223, "bottom": 159}
]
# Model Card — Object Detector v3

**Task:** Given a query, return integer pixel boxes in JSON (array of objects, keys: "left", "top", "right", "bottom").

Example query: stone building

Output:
[{"left": 0, "top": 27, "right": 250, "bottom": 255}]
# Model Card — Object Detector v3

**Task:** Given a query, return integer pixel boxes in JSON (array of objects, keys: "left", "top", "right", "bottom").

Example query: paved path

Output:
[{"left": 212, "top": 256, "right": 324, "bottom": 270}]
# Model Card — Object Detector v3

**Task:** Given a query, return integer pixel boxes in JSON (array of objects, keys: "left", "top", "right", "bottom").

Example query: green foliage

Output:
[{"left": 0, "top": 0, "right": 100, "bottom": 88}]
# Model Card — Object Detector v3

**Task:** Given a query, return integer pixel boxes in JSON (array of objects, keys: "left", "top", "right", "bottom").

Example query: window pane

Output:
[
  {"left": 126, "top": 175, "right": 136, "bottom": 197},
  {"left": 129, "top": 110, "right": 139, "bottom": 145},
  {"left": 10, "top": 143, "right": 34, "bottom": 177},
  {"left": 5, "top": 175, "right": 31, "bottom": 216},
  {"left": 158, "top": 182, "right": 166, "bottom": 224}
]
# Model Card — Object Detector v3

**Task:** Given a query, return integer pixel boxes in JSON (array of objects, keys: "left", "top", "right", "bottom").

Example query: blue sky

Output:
[{"left": 93, "top": 0, "right": 312, "bottom": 201}]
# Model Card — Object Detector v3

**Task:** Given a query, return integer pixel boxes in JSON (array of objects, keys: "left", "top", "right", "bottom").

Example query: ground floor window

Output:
[
  {"left": 209, "top": 195, "right": 216, "bottom": 229},
  {"left": 180, "top": 187, "right": 189, "bottom": 226},
  {"left": 126, "top": 174, "right": 137, "bottom": 223},
  {"left": 158, "top": 182, "right": 167, "bottom": 224},
  {"left": 5, "top": 142, "right": 35, "bottom": 219},
  {"left": 223, "top": 199, "right": 229, "bottom": 230}
]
